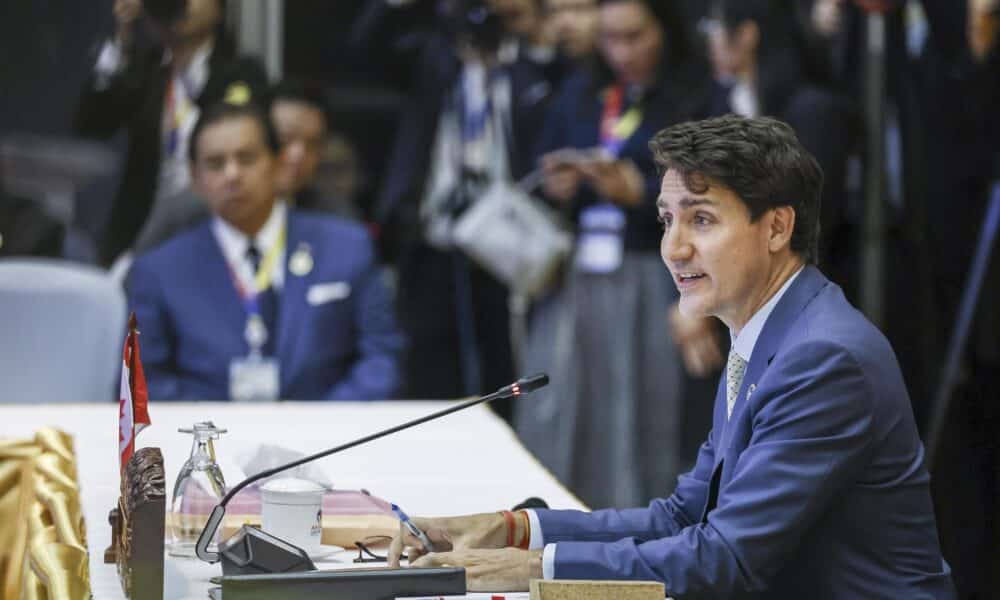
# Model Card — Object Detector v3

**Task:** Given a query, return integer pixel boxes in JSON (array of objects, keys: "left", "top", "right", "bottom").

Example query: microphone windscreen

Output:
[
  {"left": 517, "top": 373, "right": 549, "bottom": 393},
  {"left": 512, "top": 497, "right": 549, "bottom": 510}
]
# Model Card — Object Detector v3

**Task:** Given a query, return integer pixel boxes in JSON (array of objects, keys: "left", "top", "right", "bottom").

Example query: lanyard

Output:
[
  {"left": 461, "top": 65, "right": 494, "bottom": 143},
  {"left": 599, "top": 84, "right": 643, "bottom": 158},
  {"left": 164, "top": 74, "right": 196, "bottom": 156},
  {"left": 227, "top": 227, "right": 287, "bottom": 316}
]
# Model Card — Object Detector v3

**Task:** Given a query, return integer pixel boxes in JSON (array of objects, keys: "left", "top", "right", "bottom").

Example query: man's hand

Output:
[
  {"left": 387, "top": 512, "right": 508, "bottom": 567},
  {"left": 668, "top": 302, "right": 723, "bottom": 377},
  {"left": 113, "top": 0, "right": 142, "bottom": 47},
  {"left": 411, "top": 548, "right": 543, "bottom": 592},
  {"left": 576, "top": 158, "right": 644, "bottom": 207},
  {"left": 541, "top": 151, "right": 585, "bottom": 202}
]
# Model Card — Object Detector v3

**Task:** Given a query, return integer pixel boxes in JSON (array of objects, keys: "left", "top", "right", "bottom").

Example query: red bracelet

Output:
[
  {"left": 518, "top": 510, "right": 531, "bottom": 550},
  {"left": 500, "top": 510, "right": 517, "bottom": 547}
]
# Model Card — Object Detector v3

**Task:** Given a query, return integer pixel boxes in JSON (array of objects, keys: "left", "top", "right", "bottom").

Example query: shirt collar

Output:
[
  {"left": 730, "top": 266, "right": 804, "bottom": 362},
  {"left": 162, "top": 39, "right": 214, "bottom": 96},
  {"left": 212, "top": 200, "right": 287, "bottom": 264}
]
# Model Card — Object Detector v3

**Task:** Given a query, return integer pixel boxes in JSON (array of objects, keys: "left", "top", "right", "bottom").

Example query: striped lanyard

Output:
[
  {"left": 599, "top": 84, "right": 643, "bottom": 158},
  {"left": 226, "top": 227, "right": 287, "bottom": 317}
]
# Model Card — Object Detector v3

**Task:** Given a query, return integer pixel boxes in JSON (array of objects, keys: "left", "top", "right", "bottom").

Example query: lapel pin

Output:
[
  {"left": 746, "top": 383, "right": 756, "bottom": 403},
  {"left": 289, "top": 244, "right": 313, "bottom": 277}
]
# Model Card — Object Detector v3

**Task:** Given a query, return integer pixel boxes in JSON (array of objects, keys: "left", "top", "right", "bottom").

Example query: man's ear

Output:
[{"left": 768, "top": 205, "right": 796, "bottom": 254}]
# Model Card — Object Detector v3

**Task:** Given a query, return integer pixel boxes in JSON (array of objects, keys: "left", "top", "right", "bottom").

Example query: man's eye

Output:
[{"left": 693, "top": 215, "right": 711, "bottom": 226}]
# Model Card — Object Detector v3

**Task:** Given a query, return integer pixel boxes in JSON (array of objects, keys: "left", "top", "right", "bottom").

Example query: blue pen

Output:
[{"left": 391, "top": 503, "right": 437, "bottom": 552}]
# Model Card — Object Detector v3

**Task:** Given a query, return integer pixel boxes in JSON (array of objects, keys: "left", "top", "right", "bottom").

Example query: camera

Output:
[
  {"left": 143, "top": 0, "right": 187, "bottom": 25},
  {"left": 437, "top": 0, "right": 504, "bottom": 53}
]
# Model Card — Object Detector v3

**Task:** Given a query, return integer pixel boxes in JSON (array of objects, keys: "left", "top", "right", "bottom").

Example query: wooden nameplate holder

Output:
[{"left": 105, "top": 447, "right": 165, "bottom": 600}]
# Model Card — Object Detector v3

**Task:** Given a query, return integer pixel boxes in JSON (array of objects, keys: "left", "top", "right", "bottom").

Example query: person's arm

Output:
[
  {"left": 326, "top": 239, "right": 405, "bottom": 400},
  {"left": 75, "top": 0, "right": 149, "bottom": 138},
  {"left": 126, "top": 258, "right": 184, "bottom": 400},
  {"left": 535, "top": 421, "right": 719, "bottom": 546},
  {"left": 548, "top": 339, "right": 875, "bottom": 597}
]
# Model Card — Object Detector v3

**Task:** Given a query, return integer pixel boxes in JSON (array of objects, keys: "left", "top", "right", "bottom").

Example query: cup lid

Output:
[{"left": 261, "top": 477, "right": 325, "bottom": 504}]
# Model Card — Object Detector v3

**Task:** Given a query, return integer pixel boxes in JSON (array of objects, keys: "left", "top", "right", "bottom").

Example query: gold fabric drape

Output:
[{"left": 0, "top": 428, "right": 89, "bottom": 600}]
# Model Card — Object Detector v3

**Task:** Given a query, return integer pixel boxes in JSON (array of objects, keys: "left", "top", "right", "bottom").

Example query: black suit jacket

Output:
[{"left": 74, "top": 39, "right": 268, "bottom": 265}]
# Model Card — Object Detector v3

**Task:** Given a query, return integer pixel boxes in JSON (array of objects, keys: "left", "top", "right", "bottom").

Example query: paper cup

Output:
[{"left": 260, "top": 477, "right": 325, "bottom": 554}]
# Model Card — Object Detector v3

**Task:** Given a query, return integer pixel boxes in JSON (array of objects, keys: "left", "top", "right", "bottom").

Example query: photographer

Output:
[
  {"left": 75, "top": 0, "right": 267, "bottom": 266},
  {"left": 352, "top": 0, "right": 564, "bottom": 409}
]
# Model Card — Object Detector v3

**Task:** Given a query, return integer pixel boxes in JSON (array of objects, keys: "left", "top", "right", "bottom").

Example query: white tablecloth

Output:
[{"left": 0, "top": 401, "right": 585, "bottom": 600}]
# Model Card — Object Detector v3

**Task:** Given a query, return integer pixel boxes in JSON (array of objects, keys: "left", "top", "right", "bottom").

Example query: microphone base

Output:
[
  {"left": 214, "top": 566, "right": 466, "bottom": 600},
  {"left": 219, "top": 525, "right": 316, "bottom": 576}
]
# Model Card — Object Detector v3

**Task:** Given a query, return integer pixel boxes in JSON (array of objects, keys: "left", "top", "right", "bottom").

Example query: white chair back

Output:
[{"left": 0, "top": 258, "right": 125, "bottom": 402}]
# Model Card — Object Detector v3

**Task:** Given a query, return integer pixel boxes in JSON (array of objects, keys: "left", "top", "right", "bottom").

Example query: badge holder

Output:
[
  {"left": 575, "top": 203, "right": 626, "bottom": 274},
  {"left": 229, "top": 314, "right": 280, "bottom": 402}
]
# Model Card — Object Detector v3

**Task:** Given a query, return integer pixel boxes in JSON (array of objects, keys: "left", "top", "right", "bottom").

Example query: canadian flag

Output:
[{"left": 119, "top": 312, "right": 151, "bottom": 472}]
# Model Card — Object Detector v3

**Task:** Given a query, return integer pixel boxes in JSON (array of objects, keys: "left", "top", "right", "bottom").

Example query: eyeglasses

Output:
[{"left": 353, "top": 536, "right": 407, "bottom": 564}]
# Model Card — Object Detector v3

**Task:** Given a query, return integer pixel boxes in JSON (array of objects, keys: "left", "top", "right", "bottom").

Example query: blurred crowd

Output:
[{"left": 1, "top": 0, "right": 999, "bottom": 595}]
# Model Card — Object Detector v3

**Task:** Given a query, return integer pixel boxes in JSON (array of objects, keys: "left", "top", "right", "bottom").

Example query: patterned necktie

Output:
[{"left": 726, "top": 350, "right": 747, "bottom": 419}]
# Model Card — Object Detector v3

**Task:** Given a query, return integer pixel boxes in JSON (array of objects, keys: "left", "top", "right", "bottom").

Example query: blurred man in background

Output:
[
  {"left": 127, "top": 101, "right": 403, "bottom": 401},
  {"left": 270, "top": 80, "right": 363, "bottom": 220}
]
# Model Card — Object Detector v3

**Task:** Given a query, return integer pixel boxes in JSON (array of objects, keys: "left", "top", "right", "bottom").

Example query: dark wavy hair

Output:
[
  {"left": 188, "top": 101, "right": 281, "bottom": 163},
  {"left": 650, "top": 114, "right": 823, "bottom": 264}
]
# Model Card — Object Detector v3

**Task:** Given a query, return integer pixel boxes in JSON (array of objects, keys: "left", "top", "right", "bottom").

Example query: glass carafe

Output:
[{"left": 167, "top": 422, "right": 227, "bottom": 557}]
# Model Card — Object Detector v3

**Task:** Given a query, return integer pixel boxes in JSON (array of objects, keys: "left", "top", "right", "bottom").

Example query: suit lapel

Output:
[
  {"left": 277, "top": 213, "right": 309, "bottom": 363},
  {"left": 712, "top": 265, "right": 830, "bottom": 471}
]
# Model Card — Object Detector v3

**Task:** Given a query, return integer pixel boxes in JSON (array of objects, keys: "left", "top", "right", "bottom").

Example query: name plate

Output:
[{"left": 529, "top": 579, "right": 666, "bottom": 600}]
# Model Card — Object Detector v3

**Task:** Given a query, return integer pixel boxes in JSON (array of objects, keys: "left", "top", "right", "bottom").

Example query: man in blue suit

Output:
[
  {"left": 387, "top": 115, "right": 954, "bottom": 597},
  {"left": 127, "top": 101, "right": 403, "bottom": 401}
]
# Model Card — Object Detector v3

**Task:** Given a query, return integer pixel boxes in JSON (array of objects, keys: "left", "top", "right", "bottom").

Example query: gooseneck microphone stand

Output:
[{"left": 195, "top": 373, "right": 549, "bottom": 564}]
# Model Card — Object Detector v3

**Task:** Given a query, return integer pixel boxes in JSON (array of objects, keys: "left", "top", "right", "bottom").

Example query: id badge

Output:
[
  {"left": 575, "top": 204, "right": 625, "bottom": 274},
  {"left": 229, "top": 356, "right": 280, "bottom": 402}
]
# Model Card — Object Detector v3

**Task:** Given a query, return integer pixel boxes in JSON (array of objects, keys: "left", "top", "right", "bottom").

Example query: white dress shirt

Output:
[
  {"left": 531, "top": 266, "right": 805, "bottom": 580},
  {"left": 211, "top": 201, "right": 288, "bottom": 295}
]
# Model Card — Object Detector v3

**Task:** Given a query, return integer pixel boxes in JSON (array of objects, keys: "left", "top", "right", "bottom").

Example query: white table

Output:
[{"left": 0, "top": 402, "right": 586, "bottom": 600}]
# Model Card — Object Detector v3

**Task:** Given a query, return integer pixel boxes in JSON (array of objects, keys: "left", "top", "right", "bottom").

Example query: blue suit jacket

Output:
[
  {"left": 536, "top": 266, "right": 954, "bottom": 598},
  {"left": 127, "top": 211, "right": 404, "bottom": 400}
]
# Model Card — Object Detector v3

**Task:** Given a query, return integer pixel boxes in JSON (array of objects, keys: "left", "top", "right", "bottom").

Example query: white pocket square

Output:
[{"left": 306, "top": 281, "right": 351, "bottom": 306}]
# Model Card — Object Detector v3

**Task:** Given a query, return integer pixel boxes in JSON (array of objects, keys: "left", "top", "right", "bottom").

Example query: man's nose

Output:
[
  {"left": 663, "top": 226, "right": 693, "bottom": 263},
  {"left": 222, "top": 159, "right": 241, "bottom": 182}
]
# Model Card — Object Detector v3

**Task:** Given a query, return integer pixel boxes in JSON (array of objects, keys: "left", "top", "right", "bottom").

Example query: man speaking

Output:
[{"left": 388, "top": 115, "right": 955, "bottom": 598}]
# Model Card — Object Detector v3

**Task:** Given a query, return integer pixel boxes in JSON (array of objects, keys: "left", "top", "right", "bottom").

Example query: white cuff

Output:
[
  {"left": 526, "top": 509, "right": 544, "bottom": 550},
  {"left": 542, "top": 543, "right": 557, "bottom": 579},
  {"left": 94, "top": 39, "right": 125, "bottom": 89}
]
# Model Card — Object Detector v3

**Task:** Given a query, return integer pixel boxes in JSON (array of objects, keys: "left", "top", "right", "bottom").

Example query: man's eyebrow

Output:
[{"left": 657, "top": 196, "right": 716, "bottom": 210}]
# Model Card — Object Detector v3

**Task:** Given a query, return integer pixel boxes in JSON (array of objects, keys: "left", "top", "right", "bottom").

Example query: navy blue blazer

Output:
[
  {"left": 535, "top": 266, "right": 954, "bottom": 598},
  {"left": 127, "top": 211, "right": 404, "bottom": 401}
]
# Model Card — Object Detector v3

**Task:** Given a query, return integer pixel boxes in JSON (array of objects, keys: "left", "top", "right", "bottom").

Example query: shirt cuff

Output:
[
  {"left": 94, "top": 39, "right": 125, "bottom": 89},
  {"left": 526, "top": 509, "right": 544, "bottom": 549},
  {"left": 542, "top": 543, "right": 557, "bottom": 579}
]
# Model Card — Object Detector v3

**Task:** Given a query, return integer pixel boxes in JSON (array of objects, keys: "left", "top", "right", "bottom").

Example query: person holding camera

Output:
[
  {"left": 352, "top": 0, "right": 565, "bottom": 410},
  {"left": 75, "top": 0, "right": 268, "bottom": 266}
]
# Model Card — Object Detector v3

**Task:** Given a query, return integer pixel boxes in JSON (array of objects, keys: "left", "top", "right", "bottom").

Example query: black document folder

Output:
[{"left": 216, "top": 566, "right": 466, "bottom": 599}]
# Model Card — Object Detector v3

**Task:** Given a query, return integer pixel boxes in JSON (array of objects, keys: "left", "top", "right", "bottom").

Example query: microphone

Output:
[{"left": 195, "top": 373, "right": 550, "bottom": 566}]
